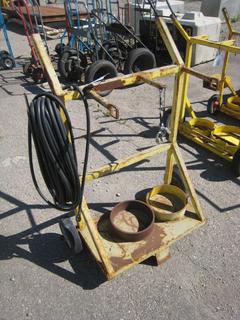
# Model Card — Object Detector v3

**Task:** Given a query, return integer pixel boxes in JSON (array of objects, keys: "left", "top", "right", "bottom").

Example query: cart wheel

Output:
[
  {"left": 232, "top": 149, "right": 240, "bottom": 177},
  {"left": 2, "top": 55, "right": 14, "bottom": 70},
  {"left": 31, "top": 67, "right": 45, "bottom": 84},
  {"left": 23, "top": 62, "right": 33, "bottom": 77},
  {"left": 123, "top": 48, "right": 156, "bottom": 75},
  {"left": 59, "top": 218, "right": 83, "bottom": 254},
  {"left": 55, "top": 43, "right": 65, "bottom": 55},
  {"left": 65, "top": 56, "right": 85, "bottom": 81},
  {"left": 58, "top": 49, "right": 87, "bottom": 81},
  {"left": 207, "top": 94, "right": 219, "bottom": 115},
  {"left": 85, "top": 60, "right": 118, "bottom": 97},
  {"left": 99, "top": 41, "right": 127, "bottom": 70}
]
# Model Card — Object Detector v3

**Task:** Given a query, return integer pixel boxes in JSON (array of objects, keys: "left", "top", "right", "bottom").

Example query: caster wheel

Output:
[
  {"left": 2, "top": 54, "right": 14, "bottom": 70},
  {"left": 207, "top": 94, "right": 219, "bottom": 115},
  {"left": 59, "top": 218, "right": 83, "bottom": 254}
]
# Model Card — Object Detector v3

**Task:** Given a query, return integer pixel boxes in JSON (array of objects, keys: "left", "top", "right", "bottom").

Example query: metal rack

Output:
[{"left": 31, "top": 31, "right": 205, "bottom": 280}]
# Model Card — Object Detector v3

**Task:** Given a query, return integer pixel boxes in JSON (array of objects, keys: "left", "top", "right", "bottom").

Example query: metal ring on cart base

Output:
[
  {"left": 226, "top": 96, "right": 240, "bottom": 111},
  {"left": 146, "top": 184, "right": 188, "bottom": 222},
  {"left": 110, "top": 200, "right": 155, "bottom": 242}
]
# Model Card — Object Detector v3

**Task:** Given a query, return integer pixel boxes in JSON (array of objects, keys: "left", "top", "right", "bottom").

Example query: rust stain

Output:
[
  {"left": 94, "top": 79, "right": 124, "bottom": 92},
  {"left": 110, "top": 256, "right": 133, "bottom": 271},
  {"left": 113, "top": 210, "right": 140, "bottom": 233},
  {"left": 97, "top": 213, "right": 168, "bottom": 271},
  {"left": 131, "top": 225, "right": 167, "bottom": 261}
]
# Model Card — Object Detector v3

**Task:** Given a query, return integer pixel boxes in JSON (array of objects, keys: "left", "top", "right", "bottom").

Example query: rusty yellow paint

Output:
[
  {"left": 172, "top": 144, "right": 205, "bottom": 221},
  {"left": 79, "top": 204, "right": 204, "bottom": 280},
  {"left": 32, "top": 27, "right": 206, "bottom": 280},
  {"left": 137, "top": 74, "right": 166, "bottom": 89},
  {"left": 156, "top": 13, "right": 240, "bottom": 164},
  {"left": 32, "top": 34, "right": 65, "bottom": 97},
  {"left": 80, "top": 197, "right": 115, "bottom": 276},
  {"left": 164, "top": 70, "right": 185, "bottom": 185},
  {"left": 84, "top": 143, "right": 171, "bottom": 182}
]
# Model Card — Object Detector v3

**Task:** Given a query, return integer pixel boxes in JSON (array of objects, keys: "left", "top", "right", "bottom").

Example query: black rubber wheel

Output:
[
  {"left": 58, "top": 49, "right": 87, "bottom": 81},
  {"left": 207, "top": 94, "right": 219, "bottom": 115},
  {"left": 232, "top": 149, "right": 240, "bottom": 177},
  {"left": 31, "top": 67, "right": 45, "bottom": 84},
  {"left": 23, "top": 62, "right": 33, "bottom": 77},
  {"left": 2, "top": 54, "right": 14, "bottom": 70},
  {"left": 59, "top": 218, "right": 83, "bottom": 254},
  {"left": 123, "top": 48, "right": 156, "bottom": 75},
  {"left": 55, "top": 43, "right": 65, "bottom": 55},
  {"left": 59, "top": 220, "right": 74, "bottom": 250},
  {"left": 99, "top": 41, "right": 127, "bottom": 70},
  {"left": 85, "top": 60, "right": 118, "bottom": 97}
]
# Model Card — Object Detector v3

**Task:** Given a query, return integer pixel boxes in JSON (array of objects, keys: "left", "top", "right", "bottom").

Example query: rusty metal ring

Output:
[{"left": 110, "top": 200, "right": 155, "bottom": 242}]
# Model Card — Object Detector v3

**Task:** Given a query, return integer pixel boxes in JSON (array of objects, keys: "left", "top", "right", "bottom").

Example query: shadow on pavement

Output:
[
  {"left": 0, "top": 190, "right": 106, "bottom": 290},
  {"left": 0, "top": 70, "right": 47, "bottom": 96}
]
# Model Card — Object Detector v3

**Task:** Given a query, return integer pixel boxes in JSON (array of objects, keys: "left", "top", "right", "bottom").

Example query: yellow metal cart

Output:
[
  {"left": 156, "top": 14, "right": 240, "bottom": 176},
  {"left": 206, "top": 8, "right": 240, "bottom": 120},
  {"left": 30, "top": 32, "right": 205, "bottom": 280}
]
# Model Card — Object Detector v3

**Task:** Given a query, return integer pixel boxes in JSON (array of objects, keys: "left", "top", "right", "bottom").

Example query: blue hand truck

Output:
[{"left": 0, "top": 6, "right": 16, "bottom": 69}]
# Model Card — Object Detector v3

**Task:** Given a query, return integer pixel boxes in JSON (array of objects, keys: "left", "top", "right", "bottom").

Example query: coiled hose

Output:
[{"left": 27, "top": 90, "right": 90, "bottom": 212}]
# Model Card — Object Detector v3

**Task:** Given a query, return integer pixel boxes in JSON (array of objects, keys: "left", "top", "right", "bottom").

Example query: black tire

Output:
[
  {"left": 207, "top": 94, "right": 219, "bottom": 115},
  {"left": 23, "top": 62, "right": 33, "bottom": 77},
  {"left": 59, "top": 220, "right": 74, "bottom": 250},
  {"left": 55, "top": 43, "right": 65, "bottom": 55},
  {"left": 31, "top": 67, "right": 45, "bottom": 84},
  {"left": 85, "top": 60, "right": 118, "bottom": 97},
  {"left": 232, "top": 149, "right": 240, "bottom": 177},
  {"left": 99, "top": 41, "right": 127, "bottom": 70},
  {"left": 2, "top": 55, "right": 14, "bottom": 70},
  {"left": 59, "top": 218, "right": 83, "bottom": 254},
  {"left": 58, "top": 49, "right": 87, "bottom": 81},
  {"left": 123, "top": 48, "right": 156, "bottom": 75}
]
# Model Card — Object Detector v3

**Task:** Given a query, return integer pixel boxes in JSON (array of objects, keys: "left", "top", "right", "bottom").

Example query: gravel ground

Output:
[{"left": 0, "top": 2, "right": 240, "bottom": 320}]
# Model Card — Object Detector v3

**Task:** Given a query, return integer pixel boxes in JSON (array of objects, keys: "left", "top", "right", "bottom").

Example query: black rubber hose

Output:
[
  {"left": 26, "top": 91, "right": 90, "bottom": 212},
  {"left": 70, "top": 85, "right": 90, "bottom": 212}
]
